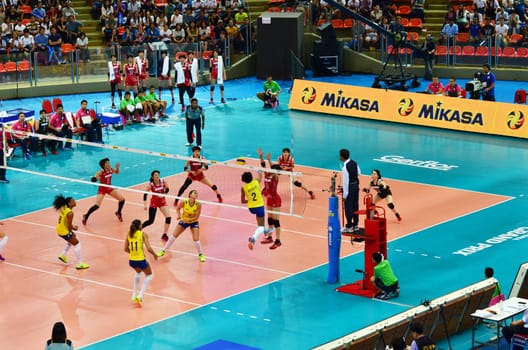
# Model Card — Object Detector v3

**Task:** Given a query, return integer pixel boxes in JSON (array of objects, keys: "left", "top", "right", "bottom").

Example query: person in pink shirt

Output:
[
  {"left": 75, "top": 99, "right": 103, "bottom": 143},
  {"left": 49, "top": 104, "right": 73, "bottom": 151},
  {"left": 11, "top": 112, "right": 39, "bottom": 160},
  {"left": 425, "top": 76, "right": 444, "bottom": 95},
  {"left": 443, "top": 76, "right": 462, "bottom": 98}
]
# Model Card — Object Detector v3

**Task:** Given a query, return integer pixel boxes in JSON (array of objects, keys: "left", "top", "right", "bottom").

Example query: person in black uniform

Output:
[
  {"left": 339, "top": 149, "right": 360, "bottom": 233},
  {"left": 409, "top": 322, "right": 436, "bottom": 350},
  {"left": 35, "top": 109, "right": 53, "bottom": 156},
  {"left": 363, "top": 169, "right": 402, "bottom": 221}
]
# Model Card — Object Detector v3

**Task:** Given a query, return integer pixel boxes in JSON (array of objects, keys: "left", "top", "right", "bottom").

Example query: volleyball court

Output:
[{"left": 1, "top": 134, "right": 513, "bottom": 349}]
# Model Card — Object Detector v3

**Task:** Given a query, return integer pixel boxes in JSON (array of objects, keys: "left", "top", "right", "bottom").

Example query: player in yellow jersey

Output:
[
  {"left": 124, "top": 219, "right": 158, "bottom": 306},
  {"left": 241, "top": 171, "right": 272, "bottom": 250},
  {"left": 157, "top": 190, "right": 205, "bottom": 262},
  {"left": 52, "top": 195, "right": 89, "bottom": 270}
]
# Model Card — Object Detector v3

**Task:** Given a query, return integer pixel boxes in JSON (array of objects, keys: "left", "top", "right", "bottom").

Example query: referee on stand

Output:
[
  {"left": 339, "top": 148, "right": 361, "bottom": 233},
  {"left": 185, "top": 98, "right": 205, "bottom": 148}
]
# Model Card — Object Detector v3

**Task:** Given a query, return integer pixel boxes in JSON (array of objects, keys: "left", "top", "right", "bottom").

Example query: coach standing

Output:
[
  {"left": 339, "top": 149, "right": 360, "bottom": 233},
  {"left": 185, "top": 98, "right": 205, "bottom": 148}
]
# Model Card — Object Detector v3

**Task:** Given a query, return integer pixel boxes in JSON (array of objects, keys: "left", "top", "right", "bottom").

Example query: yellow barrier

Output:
[{"left": 289, "top": 79, "right": 528, "bottom": 138}]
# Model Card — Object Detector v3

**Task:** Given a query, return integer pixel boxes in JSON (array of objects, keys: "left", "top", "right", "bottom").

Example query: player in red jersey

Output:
[
  {"left": 82, "top": 158, "right": 126, "bottom": 224},
  {"left": 278, "top": 147, "right": 315, "bottom": 199},
  {"left": 136, "top": 50, "right": 148, "bottom": 91},
  {"left": 108, "top": 54, "right": 123, "bottom": 109},
  {"left": 141, "top": 170, "right": 172, "bottom": 241},
  {"left": 257, "top": 148, "right": 283, "bottom": 250},
  {"left": 209, "top": 50, "right": 226, "bottom": 104},
  {"left": 174, "top": 146, "right": 222, "bottom": 205},
  {"left": 123, "top": 55, "right": 139, "bottom": 98}
]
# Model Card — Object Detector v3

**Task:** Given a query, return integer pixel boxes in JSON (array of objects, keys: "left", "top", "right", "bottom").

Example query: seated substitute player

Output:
[
  {"left": 82, "top": 158, "right": 126, "bottom": 224},
  {"left": 120, "top": 91, "right": 139, "bottom": 124},
  {"left": 142, "top": 170, "right": 172, "bottom": 242},
  {"left": 278, "top": 147, "right": 315, "bottom": 200},
  {"left": 174, "top": 146, "right": 223, "bottom": 206},
  {"left": 135, "top": 89, "right": 155, "bottom": 122},
  {"left": 157, "top": 189, "right": 206, "bottom": 262},
  {"left": 146, "top": 84, "right": 168, "bottom": 118},
  {"left": 370, "top": 252, "right": 400, "bottom": 300},
  {"left": 258, "top": 148, "right": 283, "bottom": 250},
  {"left": 363, "top": 169, "right": 401, "bottom": 221},
  {"left": 256, "top": 75, "right": 281, "bottom": 108}
]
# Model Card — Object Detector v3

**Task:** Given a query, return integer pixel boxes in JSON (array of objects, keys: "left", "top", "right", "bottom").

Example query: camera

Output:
[
  {"left": 465, "top": 72, "right": 484, "bottom": 93},
  {"left": 465, "top": 72, "right": 485, "bottom": 99}
]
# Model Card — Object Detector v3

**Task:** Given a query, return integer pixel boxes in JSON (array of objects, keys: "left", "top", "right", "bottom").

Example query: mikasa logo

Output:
[{"left": 373, "top": 155, "right": 458, "bottom": 171}]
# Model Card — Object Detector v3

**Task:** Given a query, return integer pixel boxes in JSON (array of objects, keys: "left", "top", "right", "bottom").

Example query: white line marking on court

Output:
[
  {"left": 3, "top": 261, "right": 202, "bottom": 306},
  {"left": 10, "top": 218, "right": 294, "bottom": 276}
]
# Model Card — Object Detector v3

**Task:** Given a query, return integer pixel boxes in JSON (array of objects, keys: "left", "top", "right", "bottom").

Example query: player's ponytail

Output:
[
  {"left": 52, "top": 195, "right": 69, "bottom": 210},
  {"left": 129, "top": 219, "right": 142, "bottom": 238}
]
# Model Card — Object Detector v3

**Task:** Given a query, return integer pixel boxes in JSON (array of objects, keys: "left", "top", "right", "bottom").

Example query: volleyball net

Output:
[{"left": 2, "top": 131, "right": 308, "bottom": 217}]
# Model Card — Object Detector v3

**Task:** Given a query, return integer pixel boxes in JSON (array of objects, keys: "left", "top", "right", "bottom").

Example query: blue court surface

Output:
[{"left": 1, "top": 73, "right": 528, "bottom": 349}]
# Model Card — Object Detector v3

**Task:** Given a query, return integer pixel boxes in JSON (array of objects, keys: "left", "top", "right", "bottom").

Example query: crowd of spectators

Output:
[
  {"left": 94, "top": 0, "right": 256, "bottom": 58},
  {"left": 0, "top": 0, "right": 87, "bottom": 64},
  {"left": 442, "top": 0, "right": 528, "bottom": 48},
  {"left": 307, "top": 0, "right": 427, "bottom": 51}
]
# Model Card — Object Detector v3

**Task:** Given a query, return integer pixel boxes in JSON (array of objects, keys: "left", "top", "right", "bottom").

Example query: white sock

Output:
[
  {"left": 139, "top": 274, "right": 153, "bottom": 299},
  {"left": 164, "top": 236, "right": 176, "bottom": 251},
  {"left": 193, "top": 240, "right": 203, "bottom": 255},
  {"left": 0, "top": 236, "right": 8, "bottom": 254},
  {"left": 74, "top": 243, "right": 82, "bottom": 263},
  {"left": 133, "top": 272, "right": 141, "bottom": 298},
  {"left": 62, "top": 242, "right": 72, "bottom": 256},
  {"left": 252, "top": 226, "right": 265, "bottom": 241}
]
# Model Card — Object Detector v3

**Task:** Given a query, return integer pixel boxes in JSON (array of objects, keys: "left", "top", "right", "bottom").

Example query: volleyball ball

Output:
[
  {"left": 507, "top": 110, "right": 524, "bottom": 130},
  {"left": 235, "top": 158, "right": 246, "bottom": 165},
  {"left": 301, "top": 86, "right": 317, "bottom": 104},
  {"left": 397, "top": 98, "right": 414, "bottom": 116}
]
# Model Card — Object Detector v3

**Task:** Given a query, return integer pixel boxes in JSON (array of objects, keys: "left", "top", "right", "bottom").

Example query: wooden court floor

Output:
[{"left": 0, "top": 162, "right": 511, "bottom": 349}]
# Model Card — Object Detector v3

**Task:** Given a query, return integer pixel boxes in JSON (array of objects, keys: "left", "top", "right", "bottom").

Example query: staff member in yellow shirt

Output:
[
  {"left": 53, "top": 195, "right": 89, "bottom": 270},
  {"left": 157, "top": 190, "right": 206, "bottom": 262},
  {"left": 241, "top": 171, "right": 272, "bottom": 250},
  {"left": 124, "top": 219, "right": 157, "bottom": 306}
]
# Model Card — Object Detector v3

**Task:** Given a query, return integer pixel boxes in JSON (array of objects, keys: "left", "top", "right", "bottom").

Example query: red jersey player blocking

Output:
[
  {"left": 142, "top": 170, "right": 172, "bottom": 241},
  {"left": 82, "top": 158, "right": 126, "bottom": 225},
  {"left": 278, "top": 147, "right": 315, "bottom": 200},
  {"left": 174, "top": 146, "right": 223, "bottom": 207},
  {"left": 258, "top": 148, "right": 283, "bottom": 250}
]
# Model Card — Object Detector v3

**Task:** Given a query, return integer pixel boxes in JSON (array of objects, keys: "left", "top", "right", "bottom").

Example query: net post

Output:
[{"left": 327, "top": 172, "right": 341, "bottom": 284}]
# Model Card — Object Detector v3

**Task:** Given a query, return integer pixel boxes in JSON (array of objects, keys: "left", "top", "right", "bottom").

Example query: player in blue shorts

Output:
[
  {"left": 157, "top": 189, "right": 206, "bottom": 262},
  {"left": 125, "top": 219, "right": 158, "bottom": 306}
]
